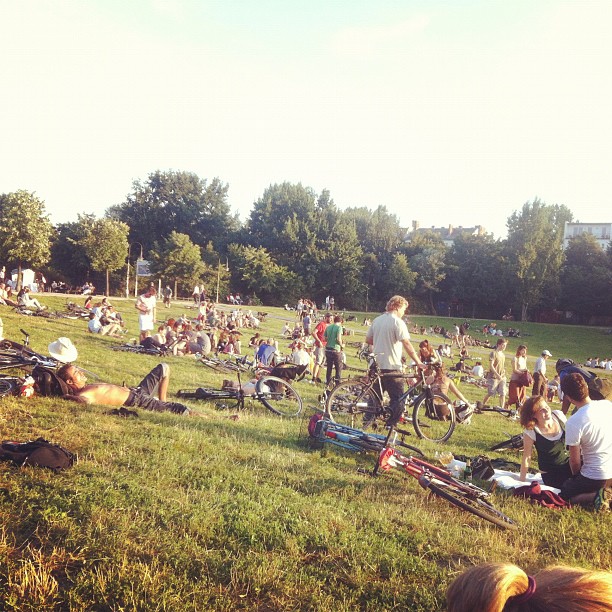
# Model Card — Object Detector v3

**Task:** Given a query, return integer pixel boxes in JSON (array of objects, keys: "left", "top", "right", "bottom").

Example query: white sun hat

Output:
[{"left": 48, "top": 337, "right": 78, "bottom": 363}]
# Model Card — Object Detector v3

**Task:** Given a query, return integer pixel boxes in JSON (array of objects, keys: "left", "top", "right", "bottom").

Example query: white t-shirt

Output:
[
  {"left": 524, "top": 410, "right": 566, "bottom": 442},
  {"left": 137, "top": 294, "right": 156, "bottom": 332},
  {"left": 533, "top": 356, "right": 547, "bottom": 376},
  {"left": 365, "top": 311, "right": 410, "bottom": 371},
  {"left": 472, "top": 364, "right": 484, "bottom": 378},
  {"left": 291, "top": 349, "right": 311, "bottom": 367},
  {"left": 565, "top": 400, "right": 612, "bottom": 480}
]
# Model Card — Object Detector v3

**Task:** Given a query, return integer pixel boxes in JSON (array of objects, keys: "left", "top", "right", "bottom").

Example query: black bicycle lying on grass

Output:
[{"left": 177, "top": 371, "right": 304, "bottom": 417}]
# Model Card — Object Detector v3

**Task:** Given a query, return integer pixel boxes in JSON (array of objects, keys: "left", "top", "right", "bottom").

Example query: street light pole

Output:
[
  {"left": 126, "top": 242, "right": 143, "bottom": 299},
  {"left": 215, "top": 257, "right": 229, "bottom": 304}
]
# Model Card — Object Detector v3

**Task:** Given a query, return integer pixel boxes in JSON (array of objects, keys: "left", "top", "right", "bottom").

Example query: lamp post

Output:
[
  {"left": 125, "top": 242, "right": 143, "bottom": 299},
  {"left": 215, "top": 257, "right": 229, "bottom": 304}
]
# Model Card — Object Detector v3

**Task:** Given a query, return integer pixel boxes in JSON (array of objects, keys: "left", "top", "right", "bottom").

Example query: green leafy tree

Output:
[
  {"left": 447, "top": 234, "right": 512, "bottom": 318},
  {"left": 558, "top": 233, "right": 612, "bottom": 319},
  {"left": 81, "top": 218, "right": 130, "bottom": 297},
  {"left": 0, "top": 190, "right": 54, "bottom": 289},
  {"left": 48, "top": 217, "right": 96, "bottom": 286},
  {"left": 148, "top": 231, "right": 207, "bottom": 298},
  {"left": 228, "top": 244, "right": 300, "bottom": 305},
  {"left": 405, "top": 232, "right": 447, "bottom": 314},
  {"left": 385, "top": 253, "right": 417, "bottom": 297},
  {"left": 108, "top": 171, "right": 237, "bottom": 253},
  {"left": 505, "top": 199, "right": 573, "bottom": 320}
]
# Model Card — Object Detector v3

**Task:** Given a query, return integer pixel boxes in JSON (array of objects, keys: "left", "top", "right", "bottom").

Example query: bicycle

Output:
[
  {"left": 177, "top": 371, "right": 303, "bottom": 417},
  {"left": 474, "top": 402, "right": 517, "bottom": 418},
  {"left": 374, "top": 447, "right": 518, "bottom": 530},
  {"left": 309, "top": 413, "right": 425, "bottom": 457},
  {"left": 325, "top": 356, "right": 457, "bottom": 443},
  {"left": 489, "top": 432, "right": 524, "bottom": 452},
  {"left": 0, "top": 329, "right": 59, "bottom": 372}
]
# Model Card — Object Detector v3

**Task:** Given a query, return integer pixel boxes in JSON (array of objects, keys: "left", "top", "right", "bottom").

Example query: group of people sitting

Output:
[
  {"left": 86, "top": 298, "right": 126, "bottom": 337},
  {"left": 585, "top": 356, "right": 612, "bottom": 370}
]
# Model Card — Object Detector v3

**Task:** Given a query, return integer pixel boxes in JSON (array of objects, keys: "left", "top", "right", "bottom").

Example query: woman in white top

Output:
[{"left": 519, "top": 395, "right": 572, "bottom": 489}]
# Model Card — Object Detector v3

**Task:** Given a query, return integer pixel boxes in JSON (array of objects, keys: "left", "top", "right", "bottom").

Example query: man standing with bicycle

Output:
[{"left": 365, "top": 295, "right": 425, "bottom": 426}]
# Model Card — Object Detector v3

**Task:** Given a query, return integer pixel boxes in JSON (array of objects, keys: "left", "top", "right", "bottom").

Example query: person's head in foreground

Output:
[{"left": 446, "top": 562, "right": 612, "bottom": 612}]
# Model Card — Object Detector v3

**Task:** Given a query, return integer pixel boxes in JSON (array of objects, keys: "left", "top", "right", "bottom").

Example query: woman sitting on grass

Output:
[{"left": 519, "top": 395, "right": 571, "bottom": 489}]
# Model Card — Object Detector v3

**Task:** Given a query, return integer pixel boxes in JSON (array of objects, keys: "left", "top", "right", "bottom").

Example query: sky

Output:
[{"left": 1, "top": 0, "right": 611, "bottom": 240}]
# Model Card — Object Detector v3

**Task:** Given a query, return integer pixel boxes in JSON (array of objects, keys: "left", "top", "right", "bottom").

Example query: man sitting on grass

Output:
[
  {"left": 559, "top": 373, "right": 611, "bottom": 511},
  {"left": 57, "top": 362, "right": 191, "bottom": 415}
]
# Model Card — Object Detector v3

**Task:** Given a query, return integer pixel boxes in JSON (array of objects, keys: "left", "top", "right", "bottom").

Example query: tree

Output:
[
  {"left": 148, "top": 231, "right": 207, "bottom": 298},
  {"left": 558, "top": 233, "right": 612, "bottom": 320},
  {"left": 228, "top": 244, "right": 300, "bottom": 305},
  {"left": 81, "top": 218, "right": 130, "bottom": 296},
  {"left": 447, "top": 234, "right": 512, "bottom": 318},
  {"left": 0, "top": 190, "right": 54, "bottom": 289},
  {"left": 108, "top": 171, "right": 237, "bottom": 253},
  {"left": 505, "top": 199, "right": 573, "bottom": 320},
  {"left": 48, "top": 218, "right": 95, "bottom": 286},
  {"left": 405, "top": 232, "right": 447, "bottom": 314},
  {"left": 385, "top": 253, "right": 417, "bottom": 297}
]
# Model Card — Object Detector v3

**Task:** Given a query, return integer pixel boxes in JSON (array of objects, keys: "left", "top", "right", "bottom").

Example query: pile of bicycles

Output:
[{"left": 310, "top": 414, "right": 518, "bottom": 530}]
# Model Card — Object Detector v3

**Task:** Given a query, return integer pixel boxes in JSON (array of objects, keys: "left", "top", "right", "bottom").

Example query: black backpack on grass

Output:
[
  {"left": 0, "top": 438, "right": 75, "bottom": 471},
  {"left": 31, "top": 365, "right": 71, "bottom": 397}
]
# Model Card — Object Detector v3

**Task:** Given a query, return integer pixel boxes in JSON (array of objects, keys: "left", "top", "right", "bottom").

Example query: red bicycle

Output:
[{"left": 375, "top": 447, "right": 518, "bottom": 530}]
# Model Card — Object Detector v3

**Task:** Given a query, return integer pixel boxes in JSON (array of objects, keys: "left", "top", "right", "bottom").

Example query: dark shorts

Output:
[{"left": 124, "top": 364, "right": 189, "bottom": 415}]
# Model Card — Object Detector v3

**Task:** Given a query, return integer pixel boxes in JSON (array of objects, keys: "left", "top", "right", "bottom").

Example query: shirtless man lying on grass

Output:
[{"left": 57, "top": 362, "right": 192, "bottom": 415}]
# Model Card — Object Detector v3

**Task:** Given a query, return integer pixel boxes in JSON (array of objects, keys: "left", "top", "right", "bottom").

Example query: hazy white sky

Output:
[{"left": 1, "top": 0, "right": 611, "bottom": 239}]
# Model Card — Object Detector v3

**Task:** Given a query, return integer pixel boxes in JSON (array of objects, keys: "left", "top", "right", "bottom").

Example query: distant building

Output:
[
  {"left": 403, "top": 221, "right": 487, "bottom": 247},
  {"left": 563, "top": 222, "right": 611, "bottom": 251}
]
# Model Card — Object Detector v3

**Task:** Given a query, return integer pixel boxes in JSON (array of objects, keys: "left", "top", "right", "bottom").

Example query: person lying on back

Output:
[{"left": 57, "top": 363, "right": 191, "bottom": 415}]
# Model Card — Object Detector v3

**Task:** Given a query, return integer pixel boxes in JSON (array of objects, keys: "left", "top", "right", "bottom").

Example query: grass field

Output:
[{"left": 0, "top": 296, "right": 610, "bottom": 611}]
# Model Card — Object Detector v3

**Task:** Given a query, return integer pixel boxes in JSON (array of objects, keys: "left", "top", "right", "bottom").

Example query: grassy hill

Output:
[{"left": 0, "top": 296, "right": 610, "bottom": 611}]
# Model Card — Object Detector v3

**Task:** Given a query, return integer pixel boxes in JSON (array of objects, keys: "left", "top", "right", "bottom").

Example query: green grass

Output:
[{"left": 0, "top": 296, "right": 610, "bottom": 611}]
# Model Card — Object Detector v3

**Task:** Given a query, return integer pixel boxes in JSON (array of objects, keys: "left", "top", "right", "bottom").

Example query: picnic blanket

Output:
[{"left": 447, "top": 460, "right": 569, "bottom": 509}]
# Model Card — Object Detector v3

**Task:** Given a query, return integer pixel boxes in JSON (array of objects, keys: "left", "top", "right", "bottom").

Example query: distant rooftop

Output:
[{"left": 403, "top": 221, "right": 487, "bottom": 246}]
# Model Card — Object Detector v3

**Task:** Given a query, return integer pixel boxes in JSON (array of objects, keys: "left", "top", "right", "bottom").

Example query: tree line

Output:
[{"left": 1, "top": 171, "right": 611, "bottom": 323}]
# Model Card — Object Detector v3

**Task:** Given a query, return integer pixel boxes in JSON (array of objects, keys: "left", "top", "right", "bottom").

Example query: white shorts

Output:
[{"left": 139, "top": 313, "right": 154, "bottom": 332}]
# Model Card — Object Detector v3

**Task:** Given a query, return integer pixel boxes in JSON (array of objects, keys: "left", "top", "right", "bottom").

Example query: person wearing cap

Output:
[
  {"left": 57, "top": 362, "right": 191, "bottom": 415},
  {"left": 532, "top": 349, "right": 552, "bottom": 397},
  {"left": 48, "top": 338, "right": 78, "bottom": 364}
]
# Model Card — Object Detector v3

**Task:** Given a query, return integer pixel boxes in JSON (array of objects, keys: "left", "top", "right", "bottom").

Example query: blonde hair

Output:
[
  {"left": 447, "top": 563, "right": 612, "bottom": 612},
  {"left": 386, "top": 295, "right": 408, "bottom": 312}
]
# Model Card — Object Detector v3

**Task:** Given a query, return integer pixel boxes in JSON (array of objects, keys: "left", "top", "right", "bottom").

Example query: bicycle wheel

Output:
[
  {"left": 0, "top": 376, "right": 21, "bottom": 397},
  {"left": 426, "top": 481, "right": 518, "bottom": 530},
  {"left": 255, "top": 376, "right": 303, "bottom": 417},
  {"left": 412, "top": 391, "right": 456, "bottom": 443},
  {"left": 325, "top": 380, "right": 384, "bottom": 428},
  {"left": 490, "top": 434, "right": 523, "bottom": 451}
]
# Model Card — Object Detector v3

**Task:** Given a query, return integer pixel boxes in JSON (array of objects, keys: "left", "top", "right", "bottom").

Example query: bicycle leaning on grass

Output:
[{"left": 324, "top": 355, "right": 465, "bottom": 443}]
